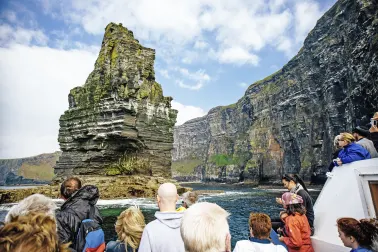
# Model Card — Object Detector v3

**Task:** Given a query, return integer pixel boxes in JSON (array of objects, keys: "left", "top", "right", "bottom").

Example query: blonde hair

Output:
[
  {"left": 0, "top": 212, "right": 70, "bottom": 252},
  {"left": 182, "top": 191, "right": 198, "bottom": 208},
  {"left": 115, "top": 206, "right": 145, "bottom": 251},
  {"left": 181, "top": 202, "right": 230, "bottom": 252},
  {"left": 5, "top": 194, "right": 57, "bottom": 223},
  {"left": 340, "top": 132, "right": 355, "bottom": 144}
]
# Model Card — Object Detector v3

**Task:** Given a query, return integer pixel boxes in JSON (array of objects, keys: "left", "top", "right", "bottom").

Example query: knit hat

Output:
[
  {"left": 281, "top": 192, "right": 303, "bottom": 206},
  {"left": 352, "top": 126, "right": 370, "bottom": 138}
]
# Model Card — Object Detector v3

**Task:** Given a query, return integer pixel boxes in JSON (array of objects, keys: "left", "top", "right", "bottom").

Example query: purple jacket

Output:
[{"left": 335, "top": 143, "right": 371, "bottom": 166}]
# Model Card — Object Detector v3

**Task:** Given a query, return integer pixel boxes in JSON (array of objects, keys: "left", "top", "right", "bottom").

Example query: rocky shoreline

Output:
[{"left": 0, "top": 175, "right": 188, "bottom": 204}]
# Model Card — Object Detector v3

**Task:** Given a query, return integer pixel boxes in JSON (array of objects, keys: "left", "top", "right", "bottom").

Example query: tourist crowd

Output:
[
  {"left": 329, "top": 112, "right": 378, "bottom": 172},
  {"left": 1, "top": 112, "right": 378, "bottom": 252},
  {"left": 1, "top": 178, "right": 378, "bottom": 252}
]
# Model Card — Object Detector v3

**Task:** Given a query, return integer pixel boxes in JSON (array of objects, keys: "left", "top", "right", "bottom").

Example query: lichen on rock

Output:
[{"left": 55, "top": 23, "right": 177, "bottom": 178}]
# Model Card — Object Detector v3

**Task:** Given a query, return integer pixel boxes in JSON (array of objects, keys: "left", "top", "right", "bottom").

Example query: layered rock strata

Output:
[
  {"left": 55, "top": 23, "right": 177, "bottom": 178},
  {"left": 173, "top": 0, "right": 378, "bottom": 183}
]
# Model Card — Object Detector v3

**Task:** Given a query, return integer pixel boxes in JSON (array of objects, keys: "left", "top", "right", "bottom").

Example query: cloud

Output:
[
  {"left": 1, "top": 11, "right": 17, "bottom": 23},
  {"left": 177, "top": 68, "right": 210, "bottom": 82},
  {"left": 171, "top": 100, "right": 207, "bottom": 125},
  {"left": 239, "top": 82, "right": 249, "bottom": 88},
  {"left": 218, "top": 47, "right": 259, "bottom": 66},
  {"left": 194, "top": 40, "right": 208, "bottom": 49},
  {"left": 37, "top": 0, "right": 327, "bottom": 65},
  {"left": 173, "top": 68, "right": 211, "bottom": 90},
  {"left": 159, "top": 69, "right": 170, "bottom": 79},
  {"left": 0, "top": 24, "right": 48, "bottom": 46},
  {"left": 0, "top": 44, "right": 97, "bottom": 158},
  {"left": 294, "top": 1, "right": 323, "bottom": 43},
  {"left": 176, "top": 80, "right": 203, "bottom": 91}
]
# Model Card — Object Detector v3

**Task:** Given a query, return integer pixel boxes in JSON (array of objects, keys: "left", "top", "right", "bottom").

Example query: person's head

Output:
[
  {"left": 0, "top": 212, "right": 70, "bottom": 252},
  {"left": 157, "top": 183, "right": 179, "bottom": 212},
  {"left": 60, "top": 177, "right": 82, "bottom": 200},
  {"left": 334, "top": 135, "right": 342, "bottom": 149},
  {"left": 352, "top": 126, "right": 370, "bottom": 141},
  {"left": 337, "top": 218, "right": 378, "bottom": 250},
  {"left": 249, "top": 213, "right": 272, "bottom": 239},
  {"left": 281, "top": 174, "right": 296, "bottom": 190},
  {"left": 281, "top": 174, "right": 309, "bottom": 193},
  {"left": 5, "top": 194, "right": 57, "bottom": 223},
  {"left": 281, "top": 192, "right": 305, "bottom": 215},
  {"left": 115, "top": 206, "right": 145, "bottom": 251},
  {"left": 182, "top": 191, "right": 198, "bottom": 208},
  {"left": 181, "top": 202, "right": 230, "bottom": 252},
  {"left": 338, "top": 132, "right": 355, "bottom": 147}
]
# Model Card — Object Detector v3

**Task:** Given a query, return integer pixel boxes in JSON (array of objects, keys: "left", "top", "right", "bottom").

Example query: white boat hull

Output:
[{"left": 311, "top": 158, "right": 378, "bottom": 252}]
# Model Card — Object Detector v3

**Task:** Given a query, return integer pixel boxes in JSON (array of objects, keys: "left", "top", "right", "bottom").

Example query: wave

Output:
[{"left": 0, "top": 190, "right": 252, "bottom": 211}]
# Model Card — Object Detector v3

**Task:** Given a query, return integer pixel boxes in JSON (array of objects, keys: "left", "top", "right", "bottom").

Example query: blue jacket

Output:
[
  {"left": 106, "top": 241, "right": 137, "bottom": 252},
  {"left": 335, "top": 143, "right": 371, "bottom": 166},
  {"left": 350, "top": 246, "right": 372, "bottom": 252}
]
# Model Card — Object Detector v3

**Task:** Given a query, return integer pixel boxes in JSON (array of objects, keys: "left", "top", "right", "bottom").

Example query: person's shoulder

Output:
[
  {"left": 235, "top": 240, "right": 254, "bottom": 248},
  {"left": 296, "top": 189, "right": 310, "bottom": 199},
  {"left": 106, "top": 241, "right": 126, "bottom": 252},
  {"left": 275, "top": 244, "right": 288, "bottom": 252},
  {"left": 144, "top": 219, "right": 160, "bottom": 230}
]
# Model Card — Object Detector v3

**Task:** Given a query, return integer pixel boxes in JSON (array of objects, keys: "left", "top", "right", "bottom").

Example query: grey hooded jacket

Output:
[
  {"left": 357, "top": 138, "right": 378, "bottom": 158},
  {"left": 138, "top": 211, "right": 185, "bottom": 252}
]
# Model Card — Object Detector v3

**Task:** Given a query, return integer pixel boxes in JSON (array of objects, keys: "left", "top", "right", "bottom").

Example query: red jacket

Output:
[{"left": 283, "top": 213, "right": 314, "bottom": 252}]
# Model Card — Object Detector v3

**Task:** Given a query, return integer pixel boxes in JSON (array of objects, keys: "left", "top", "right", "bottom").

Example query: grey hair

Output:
[
  {"left": 182, "top": 191, "right": 198, "bottom": 208},
  {"left": 333, "top": 134, "right": 341, "bottom": 147},
  {"left": 181, "top": 202, "right": 230, "bottom": 252},
  {"left": 5, "top": 194, "right": 57, "bottom": 223}
]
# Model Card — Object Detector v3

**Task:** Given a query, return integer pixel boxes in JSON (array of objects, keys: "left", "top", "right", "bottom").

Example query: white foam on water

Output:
[
  {"left": 96, "top": 198, "right": 158, "bottom": 209},
  {"left": 256, "top": 188, "right": 321, "bottom": 192}
]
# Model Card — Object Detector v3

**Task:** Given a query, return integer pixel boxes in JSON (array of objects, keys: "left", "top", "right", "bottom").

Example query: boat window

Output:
[{"left": 369, "top": 181, "right": 378, "bottom": 215}]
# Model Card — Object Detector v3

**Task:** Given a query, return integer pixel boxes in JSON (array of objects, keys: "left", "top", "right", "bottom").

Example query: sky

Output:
[{"left": 0, "top": 0, "right": 337, "bottom": 159}]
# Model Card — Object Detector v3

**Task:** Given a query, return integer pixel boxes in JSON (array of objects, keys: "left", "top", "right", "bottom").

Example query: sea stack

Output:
[{"left": 55, "top": 23, "right": 177, "bottom": 178}]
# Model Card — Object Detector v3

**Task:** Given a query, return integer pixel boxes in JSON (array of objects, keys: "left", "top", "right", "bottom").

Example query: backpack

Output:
[{"left": 75, "top": 205, "right": 105, "bottom": 252}]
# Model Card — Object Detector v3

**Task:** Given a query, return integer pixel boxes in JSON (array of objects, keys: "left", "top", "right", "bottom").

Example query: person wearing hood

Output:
[
  {"left": 138, "top": 183, "right": 185, "bottom": 252},
  {"left": 352, "top": 126, "right": 378, "bottom": 158},
  {"left": 56, "top": 177, "right": 103, "bottom": 251},
  {"left": 278, "top": 193, "right": 314, "bottom": 252}
]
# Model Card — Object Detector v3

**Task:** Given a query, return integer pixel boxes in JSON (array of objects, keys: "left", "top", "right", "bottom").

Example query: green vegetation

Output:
[
  {"left": 209, "top": 154, "right": 239, "bottom": 167},
  {"left": 221, "top": 103, "right": 237, "bottom": 110},
  {"left": 111, "top": 47, "right": 118, "bottom": 67},
  {"left": 172, "top": 159, "right": 203, "bottom": 175},
  {"left": 106, "top": 153, "right": 151, "bottom": 176},
  {"left": 261, "top": 82, "right": 280, "bottom": 95},
  {"left": 18, "top": 163, "right": 54, "bottom": 181},
  {"left": 251, "top": 69, "right": 282, "bottom": 87}
]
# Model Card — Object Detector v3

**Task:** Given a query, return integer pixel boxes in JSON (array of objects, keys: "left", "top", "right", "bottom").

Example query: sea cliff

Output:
[{"left": 172, "top": 0, "right": 378, "bottom": 183}]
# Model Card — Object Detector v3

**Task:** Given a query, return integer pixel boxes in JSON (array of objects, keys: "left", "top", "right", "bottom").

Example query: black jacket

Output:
[
  {"left": 56, "top": 185, "right": 103, "bottom": 251},
  {"left": 296, "top": 189, "right": 315, "bottom": 228}
]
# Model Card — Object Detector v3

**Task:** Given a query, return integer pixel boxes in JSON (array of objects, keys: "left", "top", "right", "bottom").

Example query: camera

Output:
[{"left": 371, "top": 118, "right": 377, "bottom": 127}]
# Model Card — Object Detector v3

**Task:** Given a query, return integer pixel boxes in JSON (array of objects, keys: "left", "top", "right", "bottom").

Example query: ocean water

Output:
[
  {"left": 100, "top": 183, "right": 321, "bottom": 248},
  {"left": 0, "top": 183, "right": 321, "bottom": 249}
]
